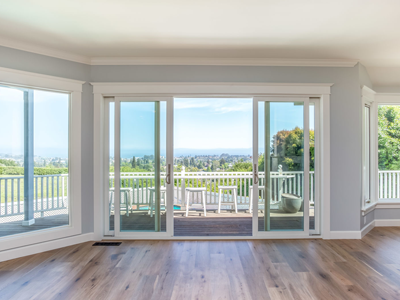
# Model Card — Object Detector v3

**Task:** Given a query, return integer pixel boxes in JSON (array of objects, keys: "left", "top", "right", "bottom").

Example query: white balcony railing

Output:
[
  {"left": 0, "top": 170, "right": 317, "bottom": 219},
  {"left": 0, "top": 174, "right": 68, "bottom": 221},
  {"left": 110, "top": 170, "right": 315, "bottom": 209},
  {"left": 378, "top": 170, "right": 400, "bottom": 199}
]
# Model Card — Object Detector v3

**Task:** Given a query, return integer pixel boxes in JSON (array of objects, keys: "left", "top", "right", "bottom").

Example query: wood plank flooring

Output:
[{"left": 2, "top": 227, "right": 400, "bottom": 299}]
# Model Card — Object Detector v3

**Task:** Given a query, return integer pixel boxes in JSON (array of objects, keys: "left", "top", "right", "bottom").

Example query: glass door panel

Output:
[
  {"left": 258, "top": 100, "right": 308, "bottom": 232},
  {"left": 113, "top": 99, "right": 168, "bottom": 234}
]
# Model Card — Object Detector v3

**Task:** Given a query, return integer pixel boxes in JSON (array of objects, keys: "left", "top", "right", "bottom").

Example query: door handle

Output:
[
  {"left": 254, "top": 164, "right": 259, "bottom": 184},
  {"left": 166, "top": 164, "right": 171, "bottom": 184}
]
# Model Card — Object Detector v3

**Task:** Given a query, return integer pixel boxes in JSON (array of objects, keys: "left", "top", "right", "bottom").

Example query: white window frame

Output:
[
  {"left": 361, "top": 86, "right": 375, "bottom": 213},
  {"left": 0, "top": 67, "right": 84, "bottom": 252},
  {"left": 361, "top": 87, "right": 400, "bottom": 215},
  {"left": 92, "top": 82, "right": 331, "bottom": 239}
]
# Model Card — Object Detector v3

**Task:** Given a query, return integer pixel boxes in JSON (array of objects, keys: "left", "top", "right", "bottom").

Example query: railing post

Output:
[{"left": 181, "top": 166, "right": 186, "bottom": 207}]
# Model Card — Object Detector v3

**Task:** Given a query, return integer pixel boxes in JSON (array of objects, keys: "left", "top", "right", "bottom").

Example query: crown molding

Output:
[
  {"left": 0, "top": 66, "right": 85, "bottom": 92},
  {"left": 0, "top": 41, "right": 358, "bottom": 67},
  {"left": 90, "top": 57, "right": 358, "bottom": 67},
  {"left": 0, "top": 39, "right": 91, "bottom": 65}
]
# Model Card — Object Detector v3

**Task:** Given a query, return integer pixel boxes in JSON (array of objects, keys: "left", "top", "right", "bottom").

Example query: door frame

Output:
[
  {"left": 253, "top": 96, "right": 315, "bottom": 238},
  {"left": 93, "top": 82, "right": 331, "bottom": 240},
  {"left": 106, "top": 96, "right": 174, "bottom": 239}
]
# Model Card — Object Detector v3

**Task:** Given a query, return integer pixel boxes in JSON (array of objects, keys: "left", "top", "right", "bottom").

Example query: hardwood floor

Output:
[{"left": 2, "top": 227, "right": 400, "bottom": 299}]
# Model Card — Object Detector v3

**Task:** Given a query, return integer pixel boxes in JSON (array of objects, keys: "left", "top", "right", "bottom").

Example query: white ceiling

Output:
[{"left": 1, "top": 0, "right": 400, "bottom": 86}]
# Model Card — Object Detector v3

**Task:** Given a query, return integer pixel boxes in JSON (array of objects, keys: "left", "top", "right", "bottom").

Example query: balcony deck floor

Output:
[
  {"left": 0, "top": 214, "right": 69, "bottom": 238},
  {"left": 0, "top": 209, "right": 314, "bottom": 238},
  {"left": 110, "top": 209, "right": 315, "bottom": 236}
]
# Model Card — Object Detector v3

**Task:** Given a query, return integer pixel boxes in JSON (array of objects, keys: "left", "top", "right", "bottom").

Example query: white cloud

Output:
[{"left": 174, "top": 98, "right": 252, "bottom": 114}]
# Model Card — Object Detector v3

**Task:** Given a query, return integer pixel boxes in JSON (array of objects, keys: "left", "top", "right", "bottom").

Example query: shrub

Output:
[{"left": 0, "top": 166, "right": 68, "bottom": 176}]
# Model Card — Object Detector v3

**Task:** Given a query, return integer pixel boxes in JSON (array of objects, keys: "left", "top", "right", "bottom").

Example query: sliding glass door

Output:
[
  {"left": 104, "top": 96, "right": 319, "bottom": 238},
  {"left": 106, "top": 97, "right": 173, "bottom": 238},
  {"left": 253, "top": 97, "right": 318, "bottom": 237}
]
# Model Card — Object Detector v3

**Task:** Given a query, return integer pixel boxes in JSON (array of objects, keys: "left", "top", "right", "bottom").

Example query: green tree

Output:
[
  {"left": 190, "top": 157, "right": 195, "bottom": 166},
  {"left": 211, "top": 160, "right": 220, "bottom": 171},
  {"left": 0, "top": 159, "right": 18, "bottom": 167},
  {"left": 378, "top": 105, "right": 400, "bottom": 170},
  {"left": 231, "top": 162, "right": 252, "bottom": 172},
  {"left": 220, "top": 158, "right": 226, "bottom": 165},
  {"left": 183, "top": 158, "right": 189, "bottom": 167},
  {"left": 271, "top": 126, "right": 314, "bottom": 171}
]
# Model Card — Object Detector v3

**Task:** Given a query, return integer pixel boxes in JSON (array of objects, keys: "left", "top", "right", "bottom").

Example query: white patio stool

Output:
[
  {"left": 109, "top": 187, "right": 133, "bottom": 216},
  {"left": 185, "top": 187, "right": 207, "bottom": 217},
  {"left": 249, "top": 185, "right": 265, "bottom": 214},
  {"left": 218, "top": 186, "right": 238, "bottom": 214},
  {"left": 148, "top": 186, "right": 167, "bottom": 217}
]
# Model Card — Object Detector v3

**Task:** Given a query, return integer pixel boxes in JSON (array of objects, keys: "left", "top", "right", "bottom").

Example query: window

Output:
[
  {"left": 377, "top": 105, "right": 400, "bottom": 199},
  {"left": 363, "top": 105, "right": 371, "bottom": 203},
  {"left": 0, "top": 85, "right": 70, "bottom": 238}
]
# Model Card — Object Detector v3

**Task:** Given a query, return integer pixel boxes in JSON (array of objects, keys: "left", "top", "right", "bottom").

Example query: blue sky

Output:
[
  {"left": 1, "top": 90, "right": 313, "bottom": 159},
  {"left": 115, "top": 98, "right": 313, "bottom": 158},
  {"left": 0, "top": 86, "right": 69, "bottom": 158}
]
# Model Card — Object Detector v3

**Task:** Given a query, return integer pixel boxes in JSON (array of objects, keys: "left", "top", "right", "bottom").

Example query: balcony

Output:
[{"left": 15, "top": 169, "right": 400, "bottom": 236}]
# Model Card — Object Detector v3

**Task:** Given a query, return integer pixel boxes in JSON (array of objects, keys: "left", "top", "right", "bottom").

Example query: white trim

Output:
[
  {"left": 361, "top": 220, "right": 375, "bottom": 238},
  {"left": 90, "top": 57, "right": 358, "bottom": 67},
  {"left": 328, "top": 218, "right": 400, "bottom": 240},
  {"left": 102, "top": 234, "right": 320, "bottom": 240},
  {"left": 362, "top": 201, "right": 400, "bottom": 214},
  {"left": 361, "top": 85, "right": 376, "bottom": 105},
  {"left": 362, "top": 202, "right": 377, "bottom": 215},
  {"left": 329, "top": 231, "right": 362, "bottom": 239},
  {"left": 252, "top": 98, "right": 258, "bottom": 235},
  {"left": 0, "top": 38, "right": 91, "bottom": 65},
  {"left": 0, "top": 66, "right": 84, "bottom": 92},
  {"left": 0, "top": 42, "right": 360, "bottom": 67},
  {"left": 376, "top": 201, "right": 400, "bottom": 209},
  {"left": 0, "top": 233, "right": 95, "bottom": 263},
  {"left": 91, "top": 82, "right": 332, "bottom": 96},
  {"left": 93, "top": 82, "right": 331, "bottom": 240},
  {"left": 375, "top": 219, "right": 400, "bottom": 226},
  {"left": 93, "top": 93, "right": 105, "bottom": 240},
  {"left": 320, "top": 94, "right": 331, "bottom": 239},
  {"left": 0, "top": 68, "right": 83, "bottom": 251}
]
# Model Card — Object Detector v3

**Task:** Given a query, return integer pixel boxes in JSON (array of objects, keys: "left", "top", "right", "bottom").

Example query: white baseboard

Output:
[
  {"left": 0, "top": 233, "right": 96, "bottom": 262},
  {"left": 329, "top": 219, "right": 400, "bottom": 240},
  {"left": 361, "top": 220, "right": 375, "bottom": 238},
  {"left": 329, "top": 231, "right": 362, "bottom": 239},
  {"left": 375, "top": 219, "right": 400, "bottom": 226}
]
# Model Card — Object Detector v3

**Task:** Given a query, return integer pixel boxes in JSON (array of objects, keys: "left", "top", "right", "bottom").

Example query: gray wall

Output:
[
  {"left": 1, "top": 45, "right": 366, "bottom": 233},
  {"left": 0, "top": 46, "right": 94, "bottom": 233},
  {"left": 375, "top": 209, "right": 400, "bottom": 219},
  {"left": 359, "top": 63, "right": 373, "bottom": 90}
]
